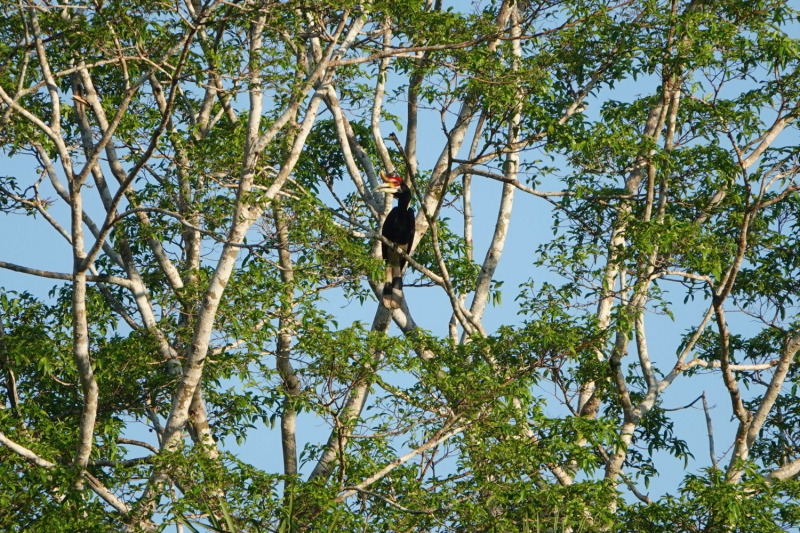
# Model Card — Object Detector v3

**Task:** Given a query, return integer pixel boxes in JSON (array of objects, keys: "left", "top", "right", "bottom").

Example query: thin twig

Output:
[{"left": 702, "top": 392, "right": 718, "bottom": 469}]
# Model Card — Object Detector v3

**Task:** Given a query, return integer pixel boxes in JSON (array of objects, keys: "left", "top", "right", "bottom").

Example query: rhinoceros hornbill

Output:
[{"left": 373, "top": 169, "right": 415, "bottom": 309}]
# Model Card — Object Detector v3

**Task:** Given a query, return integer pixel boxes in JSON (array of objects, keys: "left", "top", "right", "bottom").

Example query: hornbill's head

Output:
[{"left": 373, "top": 169, "right": 404, "bottom": 196}]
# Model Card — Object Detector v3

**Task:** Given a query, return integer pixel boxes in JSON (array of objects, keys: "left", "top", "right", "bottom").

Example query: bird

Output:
[{"left": 373, "top": 169, "right": 415, "bottom": 309}]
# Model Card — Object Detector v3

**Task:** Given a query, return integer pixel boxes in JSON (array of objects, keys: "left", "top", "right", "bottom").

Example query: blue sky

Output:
[{"left": 1, "top": 2, "right": 799, "bottom": 522}]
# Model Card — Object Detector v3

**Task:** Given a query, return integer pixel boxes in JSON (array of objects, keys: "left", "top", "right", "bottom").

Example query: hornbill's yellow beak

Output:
[{"left": 373, "top": 183, "right": 400, "bottom": 194}]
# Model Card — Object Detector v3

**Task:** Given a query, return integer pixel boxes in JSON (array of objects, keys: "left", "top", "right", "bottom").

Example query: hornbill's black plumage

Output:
[{"left": 374, "top": 170, "right": 415, "bottom": 309}]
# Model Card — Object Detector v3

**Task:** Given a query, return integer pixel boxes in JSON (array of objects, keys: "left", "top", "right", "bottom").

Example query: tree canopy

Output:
[{"left": 1, "top": 0, "right": 800, "bottom": 531}]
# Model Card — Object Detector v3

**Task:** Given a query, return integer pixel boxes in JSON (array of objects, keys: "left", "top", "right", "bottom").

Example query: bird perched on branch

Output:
[{"left": 373, "top": 169, "right": 415, "bottom": 309}]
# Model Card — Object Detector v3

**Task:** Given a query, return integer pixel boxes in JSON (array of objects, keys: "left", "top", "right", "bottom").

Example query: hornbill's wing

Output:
[{"left": 396, "top": 208, "right": 414, "bottom": 272}]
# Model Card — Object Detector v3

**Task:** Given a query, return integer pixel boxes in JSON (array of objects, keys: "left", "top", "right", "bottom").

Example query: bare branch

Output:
[
  {"left": 702, "top": 392, "right": 718, "bottom": 469},
  {"left": 683, "top": 358, "right": 785, "bottom": 372},
  {"left": 334, "top": 423, "right": 468, "bottom": 502},
  {"left": 0, "top": 261, "right": 135, "bottom": 289}
]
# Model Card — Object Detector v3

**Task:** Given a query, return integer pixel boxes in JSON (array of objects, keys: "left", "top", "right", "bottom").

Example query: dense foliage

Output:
[{"left": 1, "top": 0, "right": 799, "bottom": 531}]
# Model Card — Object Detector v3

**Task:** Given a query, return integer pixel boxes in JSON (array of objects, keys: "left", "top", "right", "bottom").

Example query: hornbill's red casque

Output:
[{"left": 373, "top": 169, "right": 415, "bottom": 309}]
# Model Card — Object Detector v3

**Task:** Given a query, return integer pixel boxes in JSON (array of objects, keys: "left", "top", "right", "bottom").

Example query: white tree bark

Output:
[{"left": 274, "top": 201, "right": 301, "bottom": 480}]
